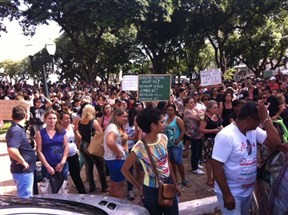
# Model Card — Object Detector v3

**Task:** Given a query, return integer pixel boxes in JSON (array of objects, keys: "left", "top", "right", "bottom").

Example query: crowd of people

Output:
[{"left": 3, "top": 73, "right": 288, "bottom": 214}]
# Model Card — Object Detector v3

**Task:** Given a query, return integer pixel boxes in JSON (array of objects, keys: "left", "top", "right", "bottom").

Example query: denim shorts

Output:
[
  {"left": 168, "top": 145, "right": 183, "bottom": 164},
  {"left": 105, "top": 160, "right": 125, "bottom": 182}
]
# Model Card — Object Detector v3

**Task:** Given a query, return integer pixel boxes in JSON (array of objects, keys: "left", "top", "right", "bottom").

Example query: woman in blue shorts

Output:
[{"left": 104, "top": 108, "right": 128, "bottom": 198}]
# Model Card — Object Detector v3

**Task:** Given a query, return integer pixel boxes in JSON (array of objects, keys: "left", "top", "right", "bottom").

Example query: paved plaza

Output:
[{"left": 0, "top": 134, "right": 220, "bottom": 214}]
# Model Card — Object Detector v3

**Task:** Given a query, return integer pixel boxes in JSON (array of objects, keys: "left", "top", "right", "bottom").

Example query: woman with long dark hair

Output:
[
  {"left": 60, "top": 112, "right": 86, "bottom": 194},
  {"left": 121, "top": 108, "right": 181, "bottom": 215}
]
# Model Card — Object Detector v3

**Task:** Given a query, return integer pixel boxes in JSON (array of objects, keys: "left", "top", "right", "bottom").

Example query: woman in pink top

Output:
[{"left": 97, "top": 103, "right": 113, "bottom": 131}]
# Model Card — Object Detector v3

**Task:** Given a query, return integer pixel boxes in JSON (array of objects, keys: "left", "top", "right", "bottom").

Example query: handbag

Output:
[
  {"left": 87, "top": 131, "right": 105, "bottom": 157},
  {"left": 39, "top": 176, "right": 69, "bottom": 194},
  {"left": 50, "top": 172, "right": 65, "bottom": 193},
  {"left": 142, "top": 139, "right": 177, "bottom": 207}
]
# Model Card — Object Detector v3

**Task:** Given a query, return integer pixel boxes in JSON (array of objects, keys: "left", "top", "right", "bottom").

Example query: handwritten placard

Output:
[
  {"left": 0, "top": 100, "right": 30, "bottom": 120},
  {"left": 200, "top": 69, "right": 222, "bottom": 86},
  {"left": 138, "top": 74, "right": 171, "bottom": 101},
  {"left": 263, "top": 70, "right": 276, "bottom": 78},
  {"left": 122, "top": 75, "right": 138, "bottom": 91}
]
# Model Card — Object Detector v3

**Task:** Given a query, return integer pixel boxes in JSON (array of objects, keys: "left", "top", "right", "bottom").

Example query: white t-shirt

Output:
[
  {"left": 212, "top": 123, "right": 267, "bottom": 197},
  {"left": 66, "top": 128, "right": 78, "bottom": 157},
  {"left": 103, "top": 123, "right": 126, "bottom": 160}
]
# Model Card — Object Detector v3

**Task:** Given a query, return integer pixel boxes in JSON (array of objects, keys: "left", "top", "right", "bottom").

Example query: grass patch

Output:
[{"left": 0, "top": 122, "right": 11, "bottom": 135}]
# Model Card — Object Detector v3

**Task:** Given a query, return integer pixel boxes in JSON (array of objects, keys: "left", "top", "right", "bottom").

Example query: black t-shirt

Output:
[{"left": 6, "top": 123, "right": 36, "bottom": 173}]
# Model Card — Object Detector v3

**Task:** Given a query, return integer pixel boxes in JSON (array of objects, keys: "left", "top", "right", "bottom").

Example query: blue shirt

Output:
[{"left": 6, "top": 123, "right": 36, "bottom": 173}]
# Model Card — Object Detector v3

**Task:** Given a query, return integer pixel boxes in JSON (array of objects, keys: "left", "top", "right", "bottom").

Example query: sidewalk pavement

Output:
[{"left": 0, "top": 137, "right": 220, "bottom": 214}]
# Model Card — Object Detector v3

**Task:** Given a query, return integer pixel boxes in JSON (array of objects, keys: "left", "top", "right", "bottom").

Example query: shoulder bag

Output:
[
  {"left": 142, "top": 139, "right": 177, "bottom": 207},
  {"left": 87, "top": 131, "right": 105, "bottom": 157},
  {"left": 87, "top": 119, "right": 105, "bottom": 157}
]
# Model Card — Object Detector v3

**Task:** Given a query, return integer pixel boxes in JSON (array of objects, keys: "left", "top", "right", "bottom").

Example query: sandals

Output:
[{"left": 206, "top": 180, "right": 214, "bottom": 187}]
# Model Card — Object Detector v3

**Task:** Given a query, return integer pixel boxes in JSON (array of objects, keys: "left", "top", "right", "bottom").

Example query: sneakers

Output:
[
  {"left": 128, "top": 191, "right": 135, "bottom": 200},
  {"left": 181, "top": 179, "right": 190, "bottom": 187},
  {"left": 192, "top": 169, "right": 205, "bottom": 175},
  {"left": 198, "top": 164, "right": 204, "bottom": 169}
]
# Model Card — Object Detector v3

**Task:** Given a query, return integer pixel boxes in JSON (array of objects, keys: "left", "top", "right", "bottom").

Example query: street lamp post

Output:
[{"left": 26, "top": 40, "right": 56, "bottom": 98}]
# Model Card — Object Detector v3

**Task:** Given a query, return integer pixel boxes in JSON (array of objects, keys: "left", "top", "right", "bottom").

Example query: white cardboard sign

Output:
[
  {"left": 200, "top": 69, "right": 222, "bottom": 86},
  {"left": 122, "top": 75, "right": 138, "bottom": 91}
]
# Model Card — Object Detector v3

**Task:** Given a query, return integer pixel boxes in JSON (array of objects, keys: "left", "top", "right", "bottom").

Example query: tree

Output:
[
  {"left": 0, "top": 58, "right": 31, "bottom": 82},
  {"left": 226, "top": 1, "right": 288, "bottom": 77},
  {"left": 21, "top": 0, "right": 146, "bottom": 82},
  {"left": 133, "top": 0, "right": 183, "bottom": 74},
  {"left": 0, "top": 0, "right": 20, "bottom": 36}
]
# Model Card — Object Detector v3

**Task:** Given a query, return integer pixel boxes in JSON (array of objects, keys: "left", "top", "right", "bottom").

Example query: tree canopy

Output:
[{"left": 1, "top": 0, "right": 288, "bottom": 82}]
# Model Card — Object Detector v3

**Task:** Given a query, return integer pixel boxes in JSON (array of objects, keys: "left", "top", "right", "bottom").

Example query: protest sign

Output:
[
  {"left": 200, "top": 69, "right": 222, "bottom": 86},
  {"left": 138, "top": 74, "right": 171, "bottom": 101},
  {"left": 122, "top": 75, "right": 138, "bottom": 91}
]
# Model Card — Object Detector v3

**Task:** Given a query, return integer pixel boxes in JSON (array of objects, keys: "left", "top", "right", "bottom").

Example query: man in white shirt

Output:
[{"left": 212, "top": 101, "right": 281, "bottom": 215}]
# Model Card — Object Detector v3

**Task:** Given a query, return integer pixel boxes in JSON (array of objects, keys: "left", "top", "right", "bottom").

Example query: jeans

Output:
[
  {"left": 142, "top": 185, "right": 179, "bottom": 215},
  {"left": 216, "top": 193, "right": 252, "bottom": 215},
  {"left": 82, "top": 151, "right": 108, "bottom": 191},
  {"left": 67, "top": 153, "right": 86, "bottom": 193},
  {"left": 190, "top": 138, "right": 202, "bottom": 170},
  {"left": 12, "top": 172, "right": 34, "bottom": 198}
]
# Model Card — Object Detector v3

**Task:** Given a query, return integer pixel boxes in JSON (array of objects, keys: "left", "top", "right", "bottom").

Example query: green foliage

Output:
[
  {"left": 0, "top": 0, "right": 20, "bottom": 35},
  {"left": 0, "top": 122, "right": 11, "bottom": 135},
  {"left": 223, "top": 67, "right": 236, "bottom": 80},
  {"left": 2, "top": 0, "right": 288, "bottom": 81}
]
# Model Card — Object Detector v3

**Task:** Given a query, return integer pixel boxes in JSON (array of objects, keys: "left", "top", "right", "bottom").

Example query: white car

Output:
[{"left": 0, "top": 194, "right": 149, "bottom": 215}]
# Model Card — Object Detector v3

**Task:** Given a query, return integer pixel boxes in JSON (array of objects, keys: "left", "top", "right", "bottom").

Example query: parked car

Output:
[
  {"left": 252, "top": 149, "right": 288, "bottom": 215},
  {"left": 0, "top": 194, "right": 149, "bottom": 215}
]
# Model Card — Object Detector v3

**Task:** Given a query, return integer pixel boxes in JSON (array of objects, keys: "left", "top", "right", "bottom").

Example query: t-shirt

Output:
[
  {"left": 30, "top": 106, "right": 46, "bottom": 125},
  {"left": 183, "top": 109, "right": 201, "bottom": 139},
  {"left": 132, "top": 134, "right": 170, "bottom": 188},
  {"left": 6, "top": 123, "right": 36, "bottom": 173},
  {"left": 124, "top": 123, "right": 136, "bottom": 150},
  {"left": 103, "top": 123, "right": 126, "bottom": 160},
  {"left": 65, "top": 128, "right": 78, "bottom": 157},
  {"left": 212, "top": 123, "right": 267, "bottom": 197},
  {"left": 175, "top": 97, "right": 184, "bottom": 116}
]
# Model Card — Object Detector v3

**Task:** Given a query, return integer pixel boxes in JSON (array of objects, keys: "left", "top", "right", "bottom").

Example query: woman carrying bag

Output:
[
  {"left": 121, "top": 108, "right": 181, "bottom": 215},
  {"left": 77, "top": 104, "right": 109, "bottom": 193}
]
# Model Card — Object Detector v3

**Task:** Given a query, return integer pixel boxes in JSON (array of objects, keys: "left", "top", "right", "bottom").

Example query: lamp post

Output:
[{"left": 26, "top": 40, "right": 56, "bottom": 97}]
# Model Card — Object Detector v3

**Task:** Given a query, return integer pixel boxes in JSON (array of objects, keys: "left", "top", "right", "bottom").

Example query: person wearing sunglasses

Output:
[{"left": 211, "top": 101, "right": 281, "bottom": 215}]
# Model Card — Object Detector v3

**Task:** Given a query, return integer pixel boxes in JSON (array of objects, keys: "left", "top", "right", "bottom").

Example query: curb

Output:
[{"left": 179, "top": 196, "right": 220, "bottom": 215}]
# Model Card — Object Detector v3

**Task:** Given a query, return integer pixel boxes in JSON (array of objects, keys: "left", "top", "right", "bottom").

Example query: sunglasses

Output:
[
  {"left": 193, "top": 93, "right": 199, "bottom": 96},
  {"left": 262, "top": 96, "right": 267, "bottom": 99},
  {"left": 246, "top": 139, "right": 252, "bottom": 156}
]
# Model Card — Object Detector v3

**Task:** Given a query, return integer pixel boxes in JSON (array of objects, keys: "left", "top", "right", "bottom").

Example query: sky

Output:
[{"left": 0, "top": 19, "right": 62, "bottom": 62}]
